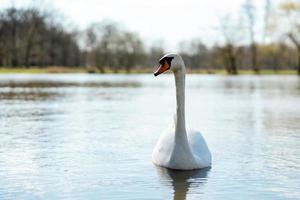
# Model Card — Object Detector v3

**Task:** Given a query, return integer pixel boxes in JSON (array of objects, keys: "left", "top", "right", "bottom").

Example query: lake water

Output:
[{"left": 0, "top": 74, "right": 299, "bottom": 200}]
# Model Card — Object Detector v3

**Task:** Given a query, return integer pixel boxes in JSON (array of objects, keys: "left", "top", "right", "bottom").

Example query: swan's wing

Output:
[
  {"left": 187, "top": 130, "right": 212, "bottom": 167},
  {"left": 152, "top": 125, "right": 175, "bottom": 167}
]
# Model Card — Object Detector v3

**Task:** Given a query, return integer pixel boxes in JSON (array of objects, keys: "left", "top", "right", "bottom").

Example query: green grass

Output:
[
  {"left": 188, "top": 69, "right": 298, "bottom": 75},
  {"left": 0, "top": 67, "right": 298, "bottom": 75},
  {"left": 0, "top": 67, "right": 49, "bottom": 74},
  {"left": 0, "top": 67, "right": 86, "bottom": 74},
  {"left": 236, "top": 69, "right": 297, "bottom": 75}
]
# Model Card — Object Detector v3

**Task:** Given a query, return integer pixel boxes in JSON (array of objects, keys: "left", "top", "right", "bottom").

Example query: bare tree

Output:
[
  {"left": 146, "top": 42, "right": 165, "bottom": 67},
  {"left": 278, "top": 1, "right": 300, "bottom": 75},
  {"left": 0, "top": 6, "right": 83, "bottom": 67},
  {"left": 243, "top": 0, "right": 259, "bottom": 73},
  {"left": 218, "top": 14, "right": 242, "bottom": 74},
  {"left": 7, "top": 8, "right": 19, "bottom": 66},
  {"left": 22, "top": 9, "right": 44, "bottom": 67},
  {"left": 178, "top": 39, "right": 209, "bottom": 70},
  {"left": 263, "top": 0, "right": 272, "bottom": 42},
  {"left": 119, "top": 32, "right": 145, "bottom": 73}
]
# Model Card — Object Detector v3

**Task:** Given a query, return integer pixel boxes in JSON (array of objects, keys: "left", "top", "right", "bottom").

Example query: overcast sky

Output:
[{"left": 0, "top": 0, "right": 282, "bottom": 50}]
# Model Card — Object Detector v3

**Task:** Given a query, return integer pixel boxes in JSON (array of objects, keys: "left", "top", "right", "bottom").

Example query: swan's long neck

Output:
[
  {"left": 174, "top": 68, "right": 187, "bottom": 137},
  {"left": 170, "top": 61, "right": 197, "bottom": 167}
]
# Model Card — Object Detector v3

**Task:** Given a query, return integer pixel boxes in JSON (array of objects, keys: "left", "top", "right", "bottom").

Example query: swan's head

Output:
[{"left": 154, "top": 53, "right": 184, "bottom": 76}]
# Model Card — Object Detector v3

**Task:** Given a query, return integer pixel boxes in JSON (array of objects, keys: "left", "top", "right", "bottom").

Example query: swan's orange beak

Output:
[{"left": 154, "top": 61, "right": 170, "bottom": 76}]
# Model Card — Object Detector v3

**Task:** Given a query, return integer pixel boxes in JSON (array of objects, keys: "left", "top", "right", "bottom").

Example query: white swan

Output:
[{"left": 152, "top": 53, "right": 212, "bottom": 170}]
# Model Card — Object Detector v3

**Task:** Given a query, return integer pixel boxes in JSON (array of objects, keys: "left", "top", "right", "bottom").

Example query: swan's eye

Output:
[
  {"left": 165, "top": 57, "right": 174, "bottom": 67},
  {"left": 159, "top": 57, "right": 173, "bottom": 66},
  {"left": 159, "top": 59, "right": 165, "bottom": 65},
  {"left": 154, "top": 56, "right": 173, "bottom": 76}
]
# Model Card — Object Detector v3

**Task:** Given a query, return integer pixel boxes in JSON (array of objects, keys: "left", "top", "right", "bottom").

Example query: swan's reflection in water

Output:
[{"left": 156, "top": 166, "right": 210, "bottom": 200}]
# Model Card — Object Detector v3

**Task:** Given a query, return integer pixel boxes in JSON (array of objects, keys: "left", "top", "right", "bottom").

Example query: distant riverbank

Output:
[{"left": 0, "top": 67, "right": 297, "bottom": 75}]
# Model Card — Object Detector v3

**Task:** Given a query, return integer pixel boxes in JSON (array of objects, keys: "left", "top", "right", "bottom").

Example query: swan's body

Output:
[{"left": 152, "top": 53, "right": 212, "bottom": 170}]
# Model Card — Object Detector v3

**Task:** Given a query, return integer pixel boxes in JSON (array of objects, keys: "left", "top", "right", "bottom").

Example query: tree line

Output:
[
  {"left": 0, "top": 7, "right": 83, "bottom": 67},
  {"left": 0, "top": 0, "right": 299, "bottom": 75}
]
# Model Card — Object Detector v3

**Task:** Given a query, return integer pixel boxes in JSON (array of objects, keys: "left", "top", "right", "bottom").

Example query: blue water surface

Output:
[{"left": 0, "top": 74, "right": 299, "bottom": 200}]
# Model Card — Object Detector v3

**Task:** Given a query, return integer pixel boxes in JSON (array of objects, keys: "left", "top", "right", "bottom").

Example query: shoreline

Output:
[{"left": 0, "top": 67, "right": 297, "bottom": 75}]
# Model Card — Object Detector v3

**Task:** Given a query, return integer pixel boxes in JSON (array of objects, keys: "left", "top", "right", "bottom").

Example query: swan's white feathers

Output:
[
  {"left": 152, "top": 125, "right": 212, "bottom": 170},
  {"left": 187, "top": 130, "right": 212, "bottom": 167},
  {"left": 152, "top": 53, "right": 212, "bottom": 170}
]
